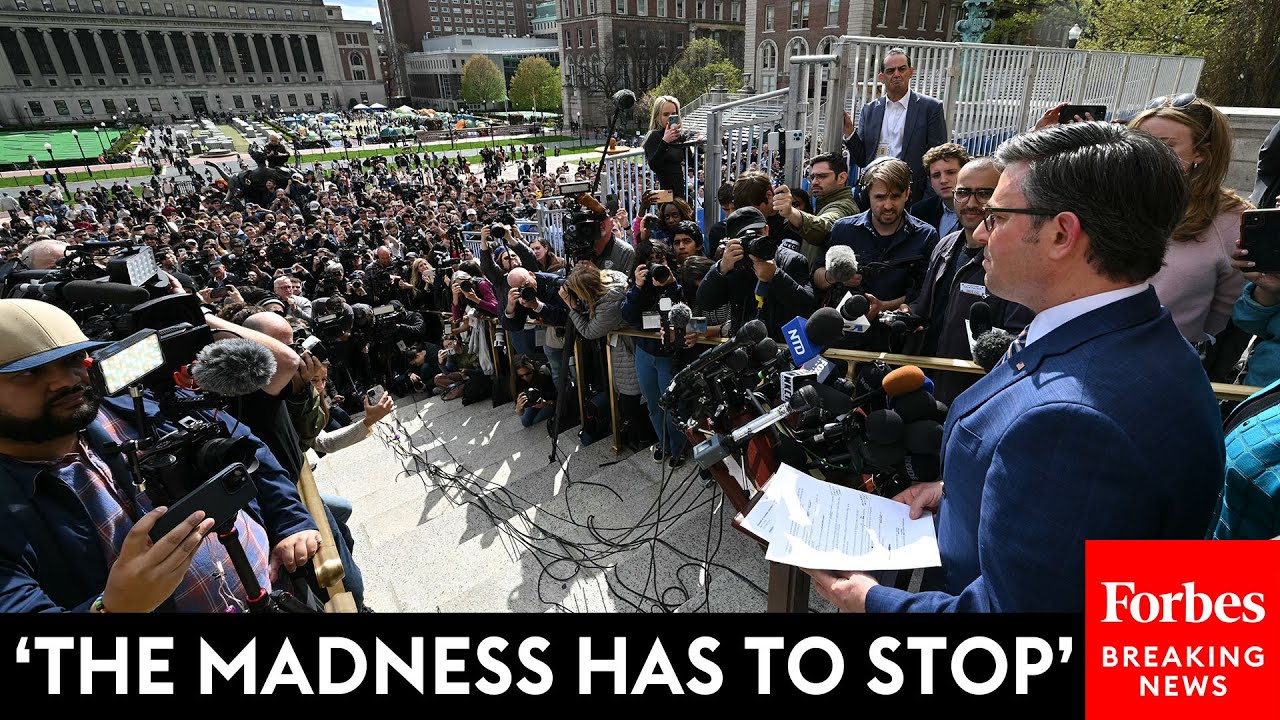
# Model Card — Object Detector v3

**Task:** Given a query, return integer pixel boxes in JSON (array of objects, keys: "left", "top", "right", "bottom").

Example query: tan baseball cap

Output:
[{"left": 0, "top": 300, "right": 110, "bottom": 373}]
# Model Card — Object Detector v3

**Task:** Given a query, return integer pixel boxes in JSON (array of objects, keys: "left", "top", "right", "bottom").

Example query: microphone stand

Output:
[{"left": 547, "top": 91, "right": 633, "bottom": 465}]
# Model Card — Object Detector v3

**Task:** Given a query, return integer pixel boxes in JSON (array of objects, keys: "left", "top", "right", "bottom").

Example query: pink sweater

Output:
[{"left": 1150, "top": 208, "right": 1246, "bottom": 342}]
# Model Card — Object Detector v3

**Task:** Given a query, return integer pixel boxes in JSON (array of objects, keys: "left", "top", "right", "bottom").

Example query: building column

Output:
[
  {"left": 294, "top": 35, "right": 311, "bottom": 74},
  {"left": 92, "top": 30, "right": 118, "bottom": 81},
  {"left": 246, "top": 33, "right": 264, "bottom": 75},
  {"left": 263, "top": 33, "right": 281, "bottom": 76},
  {"left": 41, "top": 29, "right": 73, "bottom": 83},
  {"left": 14, "top": 29, "right": 42, "bottom": 80},
  {"left": 139, "top": 29, "right": 161, "bottom": 77},
  {"left": 161, "top": 30, "right": 181, "bottom": 76},
  {"left": 114, "top": 30, "right": 139, "bottom": 83},
  {"left": 184, "top": 31, "right": 204, "bottom": 75},
  {"left": 204, "top": 31, "right": 226, "bottom": 77},
  {"left": 67, "top": 29, "right": 93, "bottom": 79}
]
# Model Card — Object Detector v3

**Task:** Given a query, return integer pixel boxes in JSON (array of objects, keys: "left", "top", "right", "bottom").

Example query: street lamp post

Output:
[
  {"left": 93, "top": 126, "right": 107, "bottom": 154},
  {"left": 577, "top": 111, "right": 582, "bottom": 148},
  {"left": 71, "top": 129, "right": 92, "bottom": 178},
  {"left": 44, "top": 143, "right": 54, "bottom": 177},
  {"left": 1067, "top": 23, "right": 1082, "bottom": 49}
]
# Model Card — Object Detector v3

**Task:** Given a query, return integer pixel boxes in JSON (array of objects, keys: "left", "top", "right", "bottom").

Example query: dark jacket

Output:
[
  {"left": 1251, "top": 120, "right": 1280, "bottom": 209},
  {"left": 823, "top": 210, "right": 937, "bottom": 304},
  {"left": 909, "top": 195, "right": 946, "bottom": 234},
  {"left": 843, "top": 90, "right": 948, "bottom": 205},
  {"left": 642, "top": 128, "right": 690, "bottom": 201},
  {"left": 621, "top": 276, "right": 687, "bottom": 357},
  {"left": 500, "top": 271, "right": 568, "bottom": 331},
  {"left": 696, "top": 246, "right": 816, "bottom": 341},
  {"left": 0, "top": 394, "right": 316, "bottom": 613},
  {"left": 907, "top": 230, "right": 1034, "bottom": 404}
]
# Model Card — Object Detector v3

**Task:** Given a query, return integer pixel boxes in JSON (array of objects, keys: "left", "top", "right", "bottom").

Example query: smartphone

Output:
[
  {"left": 366, "top": 384, "right": 385, "bottom": 405},
  {"left": 693, "top": 316, "right": 709, "bottom": 334},
  {"left": 1058, "top": 104, "right": 1107, "bottom": 124},
  {"left": 668, "top": 115, "right": 680, "bottom": 128},
  {"left": 211, "top": 286, "right": 229, "bottom": 300},
  {"left": 1241, "top": 209, "right": 1280, "bottom": 273},
  {"left": 652, "top": 189, "right": 674, "bottom": 204},
  {"left": 148, "top": 463, "right": 257, "bottom": 543}
]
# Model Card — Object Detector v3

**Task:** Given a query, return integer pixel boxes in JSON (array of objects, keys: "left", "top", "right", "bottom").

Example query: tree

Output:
[
  {"left": 985, "top": 0, "right": 1091, "bottom": 46},
  {"left": 508, "top": 56, "right": 562, "bottom": 113},
  {"left": 460, "top": 54, "right": 507, "bottom": 108},
  {"left": 651, "top": 38, "right": 743, "bottom": 107},
  {"left": 1198, "top": 0, "right": 1280, "bottom": 106},
  {"left": 1077, "top": 0, "right": 1230, "bottom": 56}
]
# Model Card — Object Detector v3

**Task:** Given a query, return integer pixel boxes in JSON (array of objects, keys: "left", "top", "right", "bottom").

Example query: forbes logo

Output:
[{"left": 1101, "top": 581, "right": 1265, "bottom": 624}]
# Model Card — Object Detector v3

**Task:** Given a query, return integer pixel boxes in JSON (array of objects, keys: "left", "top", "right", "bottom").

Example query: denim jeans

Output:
[
  {"left": 520, "top": 404, "right": 556, "bottom": 427},
  {"left": 633, "top": 344, "right": 686, "bottom": 457},
  {"left": 545, "top": 343, "right": 572, "bottom": 391},
  {"left": 510, "top": 328, "right": 536, "bottom": 357},
  {"left": 314, "top": 496, "right": 364, "bottom": 609}
]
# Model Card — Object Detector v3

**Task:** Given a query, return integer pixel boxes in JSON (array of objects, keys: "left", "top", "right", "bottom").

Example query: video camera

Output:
[{"left": 558, "top": 181, "right": 604, "bottom": 264}]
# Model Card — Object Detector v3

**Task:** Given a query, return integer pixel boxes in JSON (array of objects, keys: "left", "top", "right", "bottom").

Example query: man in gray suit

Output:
[{"left": 842, "top": 47, "right": 948, "bottom": 205}]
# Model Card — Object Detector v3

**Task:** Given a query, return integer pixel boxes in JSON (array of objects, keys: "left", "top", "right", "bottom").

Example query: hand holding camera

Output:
[
  {"left": 518, "top": 285, "right": 539, "bottom": 309},
  {"left": 718, "top": 238, "right": 746, "bottom": 275}
]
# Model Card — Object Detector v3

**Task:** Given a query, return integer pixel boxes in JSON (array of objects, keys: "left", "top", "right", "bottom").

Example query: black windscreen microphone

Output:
[{"left": 969, "top": 301, "right": 993, "bottom": 339}]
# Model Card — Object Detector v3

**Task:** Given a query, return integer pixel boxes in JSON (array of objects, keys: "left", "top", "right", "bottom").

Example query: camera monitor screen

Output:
[{"left": 92, "top": 330, "right": 165, "bottom": 396}]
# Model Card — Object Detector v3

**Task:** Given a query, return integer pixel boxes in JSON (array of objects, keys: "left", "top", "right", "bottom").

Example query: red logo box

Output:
[{"left": 1086, "top": 541, "right": 1280, "bottom": 718}]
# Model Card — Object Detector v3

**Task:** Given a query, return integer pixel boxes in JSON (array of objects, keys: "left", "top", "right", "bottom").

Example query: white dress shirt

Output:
[
  {"left": 879, "top": 93, "right": 911, "bottom": 159},
  {"left": 1024, "top": 284, "right": 1149, "bottom": 348}
]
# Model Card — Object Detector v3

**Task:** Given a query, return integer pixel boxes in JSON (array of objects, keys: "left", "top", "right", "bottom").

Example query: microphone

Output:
[
  {"left": 972, "top": 328, "right": 1016, "bottom": 372},
  {"left": 801, "top": 306, "right": 845, "bottom": 349},
  {"left": 882, "top": 365, "right": 926, "bottom": 398},
  {"left": 667, "top": 319, "right": 767, "bottom": 391},
  {"left": 729, "top": 384, "right": 818, "bottom": 444},
  {"left": 900, "top": 452, "right": 941, "bottom": 483},
  {"left": 752, "top": 337, "right": 779, "bottom": 364},
  {"left": 15, "top": 279, "right": 150, "bottom": 305},
  {"left": 668, "top": 301, "right": 692, "bottom": 349},
  {"left": 612, "top": 89, "right": 637, "bottom": 110},
  {"left": 836, "top": 291, "right": 871, "bottom": 334},
  {"left": 969, "top": 301, "right": 993, "bottom": 340},
  {"left": 825, "top": 245, "right": 860, "bottom": 285},
  {"left": 189, "top": 338, "right": 278, "bottom": 397}
]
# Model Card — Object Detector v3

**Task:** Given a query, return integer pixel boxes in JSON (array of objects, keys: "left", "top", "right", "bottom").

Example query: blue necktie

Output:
[{"left": 999, "top": 328, "right": 1030, "bottom": 368}]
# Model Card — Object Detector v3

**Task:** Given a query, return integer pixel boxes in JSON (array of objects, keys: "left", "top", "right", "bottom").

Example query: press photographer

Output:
[
  {"left": 513, "top": 355, "right": 557, "bottom": 428},
  {"left": 0, "top": 299, "right": 320, "bottom": 613},
  {"left": 502, "top": 266, "right": 570, "bottom": 388}
]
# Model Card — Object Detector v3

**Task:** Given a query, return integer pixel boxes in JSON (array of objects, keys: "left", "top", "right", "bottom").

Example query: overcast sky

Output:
[{"left": 337, "top": 0, "right": 381, "bottom": 23}]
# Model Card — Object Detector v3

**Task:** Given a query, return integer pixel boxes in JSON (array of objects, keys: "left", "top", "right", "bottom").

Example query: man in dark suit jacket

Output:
[
  {"left": 842, "top": 48, "right": 948, "bottom": 205},
  {"left": 807, "top": 123, "right": 1226, "bottom": 612}
]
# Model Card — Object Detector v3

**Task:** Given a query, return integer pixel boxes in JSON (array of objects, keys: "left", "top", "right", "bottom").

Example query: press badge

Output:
[
  {"left": 960, "top": 282, "right": 987, "bottom": 297},
  {"left": 642, "top": 311, "right": 662, "bottom": 330},
  {"left": 876, "top": 144, "right": 891, "bottom": 158}
]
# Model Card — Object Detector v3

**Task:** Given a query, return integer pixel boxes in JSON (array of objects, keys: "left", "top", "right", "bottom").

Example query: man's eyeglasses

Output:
[
  {"left": 981, "top": 206, "right": 1060, "bottom": 233},
  {"left": 953, "top": 187, "right": 996, "bottom": 202},
  {"left": 1145, "top": 93, "right": 1197, "bottom": 110}
]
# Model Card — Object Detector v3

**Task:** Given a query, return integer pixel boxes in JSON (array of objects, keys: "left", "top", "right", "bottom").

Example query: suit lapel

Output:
[
  {"left": 901, "top": 91, "right": 922, "bottom": 151},
  {"left": 945, "top": 287, "right": 1164, "bottom": 427},
  {"left": 866, "top": 99, "right": 886, "bottom": 156}
]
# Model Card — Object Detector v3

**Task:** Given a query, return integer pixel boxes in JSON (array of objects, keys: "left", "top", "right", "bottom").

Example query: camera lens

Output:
[
  {"left": 520, "top": 286, "right": 538, "bottom": 302},
  {"left": 525, "top": 387, "right": 541, "bottom": 405},
  {"left": 649, "top": 263, "right": 672, "bottom": 284}
]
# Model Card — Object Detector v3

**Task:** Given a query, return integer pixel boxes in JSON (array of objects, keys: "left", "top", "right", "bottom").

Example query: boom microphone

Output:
[
  {"left": 15, "top": 279, "right": 151, "bottom": 305},
  {"left": 825, "top": 245, "right": 860, "bottom": 285},
  {"left": 190, "top": 338, "right": 278, "bottom": 397},
  {"left": 612, "top": 89, "right": 637, "bottom": 110}
]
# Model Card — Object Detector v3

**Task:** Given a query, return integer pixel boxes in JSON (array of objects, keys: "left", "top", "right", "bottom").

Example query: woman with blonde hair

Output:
[
  {"left": 1129, "top": 94, "right": 1248, "bottom": 348},
  {"left": 643, "top": 95, "right": 694, "bottom": 201}
]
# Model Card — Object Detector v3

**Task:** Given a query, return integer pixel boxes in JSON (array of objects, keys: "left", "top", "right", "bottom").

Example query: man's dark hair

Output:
[
  {"left": 732, "top": 172, "right": 772, "bottom": 210},
  {"left": 993, "top": 122, "right": 1188, "bottom": 284},
  {"left": 808, "top": 153, "right": 848, "bottom": 176},
  {"left": 716, "top": 183, "right": 735, "bottom": 205}
]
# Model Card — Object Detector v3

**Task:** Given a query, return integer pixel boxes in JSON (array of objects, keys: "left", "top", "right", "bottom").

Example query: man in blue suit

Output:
[
  {"left": 806, "top": 122, "right": 1226, "bottom": 612},
  {"left": 842, "top": 48, "right": 948, "bottom": 205}
]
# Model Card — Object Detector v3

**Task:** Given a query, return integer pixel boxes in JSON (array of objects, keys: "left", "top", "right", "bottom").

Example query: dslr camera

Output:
[{"left": 524, "top": 387, "right": 542, "bottom": 406}]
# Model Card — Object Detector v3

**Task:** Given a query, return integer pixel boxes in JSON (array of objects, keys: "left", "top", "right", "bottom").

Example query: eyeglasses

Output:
[
  {"left": 981, "top": 206, "right": 1061, "bottom": 233},
  {"left": 952, "top": 187, "right": 996, "bottom": 202},
  {"left": 1145, "top": 93, "right": 1197, "bottom": 110}
]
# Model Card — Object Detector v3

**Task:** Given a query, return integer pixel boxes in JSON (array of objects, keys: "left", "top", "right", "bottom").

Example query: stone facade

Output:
[{"left": 0, "top": 0, "right": 385, "bottom": 126}]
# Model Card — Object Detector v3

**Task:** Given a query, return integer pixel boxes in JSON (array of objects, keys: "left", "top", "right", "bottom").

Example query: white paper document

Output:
[{"left": 742, "top": 463, "right": 941, "bottom": 571}]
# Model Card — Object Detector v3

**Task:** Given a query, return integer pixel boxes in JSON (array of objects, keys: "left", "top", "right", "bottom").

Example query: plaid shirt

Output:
[{"left": 56, "top": 405, "right": 272, "bottom": 612}]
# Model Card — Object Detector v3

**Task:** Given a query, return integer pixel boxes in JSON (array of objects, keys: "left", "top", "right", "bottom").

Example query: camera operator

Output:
[
  {"left": 622, "top": 241, "right": 692, "bottom": 467},
  {"left": 578, "top": 208, "right": 635, "bottom": 275},
  {"left": 18, "top": 239, "right": 68, "bottom": 270},
  {"left": 393, "top": 344, "right": 442, "bottom": 397},
  {"left": 696, "top": 207, "right": 816, "bottom": 341},
  {"left": 0, "top": 300, "right": 320, "bottom": 612},
  {"left": 363, "top": 247, "right": 399, "bottom": 305},
  {"left": 513, "top": 355, "right": 557, "bottom": 428}
]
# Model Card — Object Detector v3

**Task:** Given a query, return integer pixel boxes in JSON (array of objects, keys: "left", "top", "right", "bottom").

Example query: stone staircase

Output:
[{"left": 311, "top": 390, "right": 837, "bottom": 613}]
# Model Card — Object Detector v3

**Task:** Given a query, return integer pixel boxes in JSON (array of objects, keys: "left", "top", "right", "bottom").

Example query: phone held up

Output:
[
  {"left": 1058, "top": 104, "right": 1107, "bottom": 124},
  {"left": 365, "top": 384, "right": 386, "bottom": 405},
  {"left": 1241, "top": 209, "right": 1280, "bottom": 274}
]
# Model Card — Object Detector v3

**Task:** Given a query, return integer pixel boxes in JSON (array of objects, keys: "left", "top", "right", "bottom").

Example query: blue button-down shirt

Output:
[{"left": 822, "top": 209, "right": 938, "bottom": 302}]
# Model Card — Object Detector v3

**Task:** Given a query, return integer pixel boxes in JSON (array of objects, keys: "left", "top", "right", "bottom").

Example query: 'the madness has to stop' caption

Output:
[{"left": 12, "top": 634, "right": 1073, "bottom": 695}]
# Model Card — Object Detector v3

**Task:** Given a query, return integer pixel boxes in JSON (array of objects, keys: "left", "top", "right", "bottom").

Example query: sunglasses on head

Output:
[{"left": 1145, "top": 93, "right": 1197, "bottom": 110}]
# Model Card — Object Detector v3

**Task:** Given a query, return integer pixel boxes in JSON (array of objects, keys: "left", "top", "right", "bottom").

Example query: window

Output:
[
  {"left": 148, "top": 97, "right": 162, "bottom": 110},
  {"left": 674, "top": 0, "right": 682, "bottom": 16},
  {"left": 759, "top": 41, "right": 777, "bottom": 71},
  {"left": 784, "top": 36, "right": 806, "bottom": 69},
  {"left": 899, "top": 0, "right": 908, "bottom": 28},
  {"left": 269, "top": 93, "right": 280, "bottom": 107},
  {"left": 251, "top": 93, "right": 261, "bottom": 107},
  {"left": 827, "top": 0, "right": 838, "bottom": 26},
  {"left": 140, "top": 1, "right": 150, "bottom": 12},
  {"left": 15, "top": 0, "right": 27, "bottom": 8},
  {"left": 350, "top": 52, "right": 366, "bottom": 80},
  {"left": 731, "top": 1, "right": 738, "bottom": 20},
  {"left": 590, "top": 28, "right": 596, "bottom": 46},
  {"left": 575, "top": 28, "right": 581, "bottom": 47},
  {"left": 304, "top": 92, "right": 313, "bottom": 105},
  {"left": 320, "top": 92, "right": 329, "bottom": 107},
  {"left": 615, "top": 0, "right": 623, "bottom": 12},
  {"left": 675, "top": 32, "right": 683, "bottom": 47},
  {"left": 788, "top": 0, "right": 808, "bottom": 28},
  {"left": 876, "top": 0, "right": 886, "bottom": 26},
  {"left": 657, "top": 0, "right": 664, "bottom": 14},
  {"left": 55, "top": 99, "right": 69, "bottom": 115},
  {"left": 618, "top": 28, "right": 626, "bottom": 46},
  {"left": 918, "top": 0, "right": 927, "bottom": 30},
  {"left": 103, "top": 99, "right": 116, "bottom": 113},
  {"left": 92, "top": 0, "right": 104, "bottom": 11},
  {"left": 637, "top": 0, "right": 645, "bottom": 14},
  {"left": 28, "top": 101, "right": 45, "bottom": 117},
  {"left": 695, "top": 0, "right": 702, "bottom": 17},
  {"left": 186, "top": 2, "right": 195, "bottom": 15},
  {"left": 765, "top": 4, "right": 773, "bottom": 30},
  {"left": 115, "top": 0, "right": 127, "bottom": 12},
  {"left": 42, "top": 0, "right": 52, "bottom": 10},
  {"left": 284, "top": 9, "right": 292, "bottom": 19},
  {"left": 302, "top": 9, "right": 309, "bottom": 19},
  {"left": 715, "top": 1, "right": 723, "bottom": 20},
  {"left": 936, "top": 2, "right": 946, "bottom": 31},
  {"left": 67, "top": 0, "right": 79, "bottom": 10},
  {"left": 266, "top": 8, "right": 274, "bottom": 18},
  {"left": 163, "top": 1, "right": 173, "bottom": 13},
  {"left": 228, "top": 5, "right": 235, "bottom": 15},
  {"left": 233, "top": 94, "right": 244, "bottom": 108},
  {"left": 80, "top": 99, "right": 94, "bottom": 113},
  {"left": 247, "top": 6, "right": 255, "bottom": 17},
  {"left": 287, "top": 93, "right": 296, "bottom": 106}
]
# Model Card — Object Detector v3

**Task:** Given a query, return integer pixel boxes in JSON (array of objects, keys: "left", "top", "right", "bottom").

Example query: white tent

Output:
[
  {"left": 369, "top": 102, "right": 388, "bottom": 110},
  {"left": 352, "top": 103, "right": 370, "bottom": 110}
]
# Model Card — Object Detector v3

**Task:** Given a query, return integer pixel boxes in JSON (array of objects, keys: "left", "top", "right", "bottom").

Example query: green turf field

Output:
[{"left": 0, "top": 127, "right": 125, "bottom": 165}]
